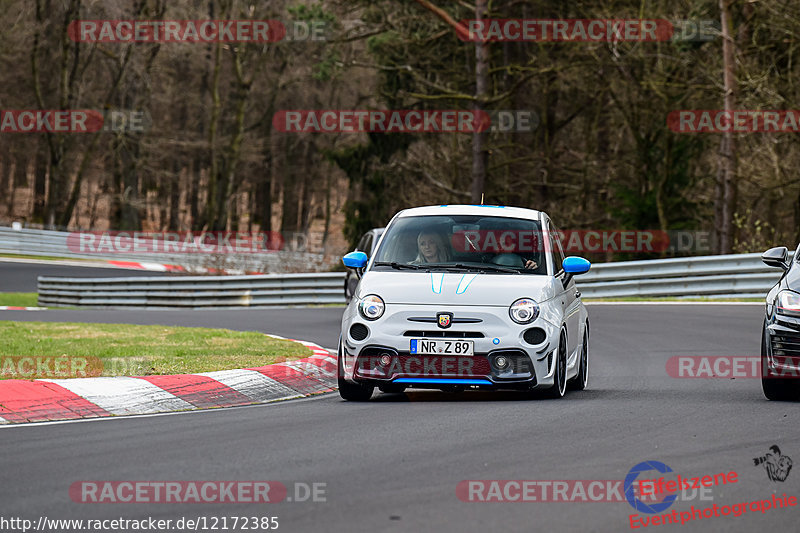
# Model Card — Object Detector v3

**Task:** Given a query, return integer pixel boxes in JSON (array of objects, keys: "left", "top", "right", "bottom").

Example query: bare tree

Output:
[
  {"left": 413, "top": 0, "right": 487, "bottom": 203},
  {"left": 716, "top": 0, "right": 738, "bottom": 254}
]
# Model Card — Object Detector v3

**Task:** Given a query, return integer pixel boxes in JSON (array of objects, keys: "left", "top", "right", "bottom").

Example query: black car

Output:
[
  {"left": 761, "top": 244, "right": 800, "bottom": 400},
  {"left": 344, "top": 228, "right": 384, "bottom": 303}
]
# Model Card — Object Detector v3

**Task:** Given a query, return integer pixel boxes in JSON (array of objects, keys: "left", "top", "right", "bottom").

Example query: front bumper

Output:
[
  {"left": 340, "top": 304, "right": 561, "bottom": 390},
  {"left": 351, "top": 346, "right": 541, "bottom": 390},
  {"left": 766, "top": 315, "right": 800, "bottom": 374}
]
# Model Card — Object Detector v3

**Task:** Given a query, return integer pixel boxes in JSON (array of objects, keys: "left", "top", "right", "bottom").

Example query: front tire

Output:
[
  {"left": 338, "top": 343, "right": 374, "bottom": 401},
  {"left": 568, "top": 326, "right": 589, "bottom": 391},
  {"left": 761, "top": 321, "right": 795, "bottom": 401},
  {"left": 546, "top": 331, "right": 568, "bottom": 399}
]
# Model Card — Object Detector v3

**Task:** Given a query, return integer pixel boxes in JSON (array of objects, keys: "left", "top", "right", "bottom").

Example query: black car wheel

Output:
[
  {"left": 546, "top": 330, "right": 568, "bottom": 398},
  {"left": 338, "top": 341, "right": 374, "bottom": 401},
  {"left": 568, "top": 325, "right": 589, "bottom": 391},
  {"left": 761, "top": 320, "right": 796, "bottom": 401}
]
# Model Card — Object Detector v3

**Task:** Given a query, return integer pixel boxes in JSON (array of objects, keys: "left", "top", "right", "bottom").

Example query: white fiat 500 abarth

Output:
[{"left": 339, "top": 205, "right": 591, "bottom": 401}]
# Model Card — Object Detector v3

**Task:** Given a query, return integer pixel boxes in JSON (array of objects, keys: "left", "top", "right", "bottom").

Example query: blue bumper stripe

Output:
[{"left": 393, "top": 378, "right": 493, "bottom": 386}]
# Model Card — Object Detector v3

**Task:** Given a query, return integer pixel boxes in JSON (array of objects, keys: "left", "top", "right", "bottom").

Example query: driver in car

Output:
[{"left": 414, "top": 231, "right": 452, "bottom": 263}]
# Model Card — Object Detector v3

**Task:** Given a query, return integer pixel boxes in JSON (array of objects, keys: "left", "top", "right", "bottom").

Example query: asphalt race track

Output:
[
  {"left": 2, "top": 303, "right": 799, "bottom": 533},
  {"left": 0, "top": 259, "right": 166, "bottom": 292}
]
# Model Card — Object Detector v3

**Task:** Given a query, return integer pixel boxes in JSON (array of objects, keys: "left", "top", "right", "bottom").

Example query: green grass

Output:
[
  {"left": 0, "top": 293, "right": 39, "bottom": 307},
  {"left": 0, "top": 321, "right": 311, "bottom": 379}
]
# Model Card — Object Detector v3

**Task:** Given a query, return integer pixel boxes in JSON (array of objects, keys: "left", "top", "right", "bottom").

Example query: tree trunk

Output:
[
  {"left": 716, "top": 0, "right": 738, "bottom": 254},
  {"left": 203, "top": 31, "right": 224, "bottom": 230},
  {"left": 471, "top": 0, "right": 489, "bottom": 203},
  {"left": 168, "top": 162, "right": 181, "bottom": 230},
  {"left": 32, "top": 143, "right": 48, "bottom": 222},
  {"left": 0, "top": 156, "right": 9, "bottom": 215},
  {"left": 216, "top": 45, "right": 251, "bottom": 231},
  {"left": 189, "top": 160, "right": 201, "bottom": 230}
]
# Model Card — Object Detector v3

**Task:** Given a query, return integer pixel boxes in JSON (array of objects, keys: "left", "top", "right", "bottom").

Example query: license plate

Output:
[{"left": 409, "top": 339, "right": 474, "bottom": 356}]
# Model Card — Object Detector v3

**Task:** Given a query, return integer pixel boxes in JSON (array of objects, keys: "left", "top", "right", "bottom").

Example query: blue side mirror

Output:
[
  {"left": 562, "top": 256, "right": 591, "bottom": 275},
  {"left": 343, "top": 251, "right": 368, "bottom": 269}
]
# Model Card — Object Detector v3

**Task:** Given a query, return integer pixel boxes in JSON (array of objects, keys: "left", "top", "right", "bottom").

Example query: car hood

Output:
[{"left": 356, "top": 271, "right": 559, "bottom": 306}]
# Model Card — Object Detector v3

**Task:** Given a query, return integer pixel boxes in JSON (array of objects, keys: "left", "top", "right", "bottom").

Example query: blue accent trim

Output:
[
  {"left": 430, "top": 272, "right": 444, "bottom": 294},
  {"left": 563, "top": 256, "right": 591, "bottom": 274},
  {"left": 456, "top": 273, "right": 478, "bottom": 294},
  {"left": 343, "top": 251, "right": 368, "bottom": 268},
  {"left": 393, "top": 378, "right": 493, "bottom": 385}
]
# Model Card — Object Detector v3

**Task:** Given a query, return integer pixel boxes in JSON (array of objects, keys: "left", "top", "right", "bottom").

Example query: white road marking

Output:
[
  {"left": 0, "top": 392, "right": 335, "bottom": 429},
  {"left": 196, "top": 368, "right": 301, "bottom": 402},
  {"left": 39, "top": 377, "right": 193, "bottom": 415}
]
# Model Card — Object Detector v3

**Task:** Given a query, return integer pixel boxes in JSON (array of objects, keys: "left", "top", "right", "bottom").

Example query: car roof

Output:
[{"left": 395, "top": 204, "right": 544, "bottom": 220}]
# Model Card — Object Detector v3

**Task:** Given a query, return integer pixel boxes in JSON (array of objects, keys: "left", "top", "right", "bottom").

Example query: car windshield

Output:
[{"left": 372, "top": 214, "right": 548, "bottom": 274}]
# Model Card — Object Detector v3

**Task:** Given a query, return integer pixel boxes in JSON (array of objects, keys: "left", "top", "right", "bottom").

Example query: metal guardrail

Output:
[
  {"left": 35, "top": 252, "right": 791, "bottom": 308},
  {"left": 0, "top": 225, "right": 334, "bottom": 273},
  {"left": 38, "top": 273, "right": 345, "bottom": 308},
  {"left": 575, "top": 252, "right": 788, "bottom": 299}
]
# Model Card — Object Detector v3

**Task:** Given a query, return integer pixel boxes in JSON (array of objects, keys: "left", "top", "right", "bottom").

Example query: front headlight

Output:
[
  {"left": 776, "top": 290, "right": 800, "bottom": 318},
  {"left": 509, "top": 298, "right": 539, "bottom": 324},
  {"left": 359, "top": 294, "right": 385, "bottom": 321}
]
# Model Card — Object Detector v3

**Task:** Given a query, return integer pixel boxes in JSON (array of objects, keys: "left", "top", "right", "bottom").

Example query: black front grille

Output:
[
  {"left": 403, "top": 330, "right": 485, "bottom": 338},
  {"left": 349, "top": 323, "right": 369, "bottom": 341},
  {"left": 772, "top": 332, "right": 800, "bottom": 365}
]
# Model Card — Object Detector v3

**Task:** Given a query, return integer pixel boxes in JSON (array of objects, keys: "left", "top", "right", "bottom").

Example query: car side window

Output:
[
  {"left": 363, "top": 234, "right": 374, "bottom": 258},
  {"left": 548, "top": 221, "right": 565, "bottom": 274},
  {"left": 357, "top": 233, "right": 369, "bottom": 253}
]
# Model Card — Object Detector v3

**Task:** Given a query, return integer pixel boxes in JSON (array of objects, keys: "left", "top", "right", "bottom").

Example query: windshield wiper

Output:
[
  {"left": 373, "top": 261, "right": 424, "bottom": 270},
  {"left": 424, "top": 263, "right": 520, "bottom": 274}
]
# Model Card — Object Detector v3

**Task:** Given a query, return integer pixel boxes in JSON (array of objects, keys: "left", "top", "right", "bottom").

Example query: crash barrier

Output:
[
  {"left": 36, "top": 252, "right": 790, "bottom": 308},
  {"left": 38, "top": 273, "right": 346, "bottom": 308},
  {"left": 0, "top": 225, "right": 334, "bottom": 273},
  {"left": 575, "top": 252, "right": 788, "bottom": 299}
]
